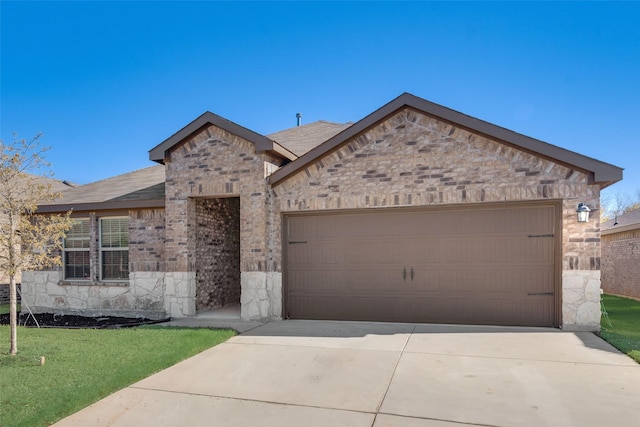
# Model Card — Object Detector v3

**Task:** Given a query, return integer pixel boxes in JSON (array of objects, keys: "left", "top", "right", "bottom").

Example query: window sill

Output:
[{"left": 58, "top": 280, "right": 130, "bottom": 287}]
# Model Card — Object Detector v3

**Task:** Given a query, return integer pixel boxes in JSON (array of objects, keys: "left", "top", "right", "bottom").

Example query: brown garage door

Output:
[{"left": 284, "top": 203, "right": 558, "bottom": 327}]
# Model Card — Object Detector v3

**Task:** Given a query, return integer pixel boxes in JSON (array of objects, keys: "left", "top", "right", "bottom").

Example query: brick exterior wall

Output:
[
  {"left": 602, "top": 229, "right": 640, "bottom": 300},
  {"left": 0, "top": 213, "right": 19, "bottom": 286},
  {"left": 130, "top": 208, "right": 166, "bottom": 273},
  {"left": 273, "top": 108, "right": 601, "bottom": 270},
  {"left": 195, "top": 197, "right": 241, "bottom": 310},
  {"left": 0, "top": 284, "right": 20, "bottom": 304}
]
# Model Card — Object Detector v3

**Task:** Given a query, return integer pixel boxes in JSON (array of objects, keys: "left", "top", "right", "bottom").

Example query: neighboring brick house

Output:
[
  {"left": 601, "top": 208, "right": 640, "bottom": 300},
  {"left": 24, "top": 93, "right": 623, "bottom": 331}
]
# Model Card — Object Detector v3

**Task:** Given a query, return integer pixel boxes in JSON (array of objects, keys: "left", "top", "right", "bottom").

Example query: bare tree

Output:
[
  {"left": 601, "top": 189, "right": 640, "bottom": 222},
  {"left": 0, "top": 134, "right": 73, "bottom": 355}
]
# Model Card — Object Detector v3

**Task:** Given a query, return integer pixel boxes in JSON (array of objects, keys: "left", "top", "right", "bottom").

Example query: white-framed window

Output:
[
  {"left": 100, "top": 217, "right": 129, "bottom": 281},
  {"left": 62, "top": 216, "right": 130, "bottom": 282},
  {"left": 63, "top": 219, "right": 91, "bottom": 280}
]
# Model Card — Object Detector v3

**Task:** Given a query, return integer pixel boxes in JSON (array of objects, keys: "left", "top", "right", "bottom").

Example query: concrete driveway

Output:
[{"left": 54, "top": 321, "right": 640, "bottom": 426}]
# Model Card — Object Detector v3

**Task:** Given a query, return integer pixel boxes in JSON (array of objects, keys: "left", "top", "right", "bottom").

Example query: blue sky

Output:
[{"left": 1, "top": 1, "right": 638, "bottom": 200}]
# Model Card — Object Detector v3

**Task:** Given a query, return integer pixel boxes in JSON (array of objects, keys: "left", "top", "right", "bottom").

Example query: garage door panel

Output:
[
  {"left": 285, "top": 204, "right": 558, "bottom": 327},
  {"left": 288, "top": 266, "right": 404, "bottom": 293},
  {"left": 344, "top": 239, "right": 413, "bottom": 265},
  {"left": 412, "top": 265, "right": 554, "bottom": 291},
  {"left": 416, "top": 235, "right": 553, "bottom": 265},
  {"left": 288, "top": 242, "right": 345, "bottom": 265},
  {"left": 289, "top": 293, "right": 554, "bottom": 326},
  {"left": 289, "top": 295, "right": 408, "bottom": 321}
]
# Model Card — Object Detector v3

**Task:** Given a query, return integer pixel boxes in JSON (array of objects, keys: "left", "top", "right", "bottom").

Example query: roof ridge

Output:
[
  {"left": 268, "top": 120, "right": 351, "bottom": 135},
  {"left": 315, "top": 120, "right": 350, "bottom": 126}
]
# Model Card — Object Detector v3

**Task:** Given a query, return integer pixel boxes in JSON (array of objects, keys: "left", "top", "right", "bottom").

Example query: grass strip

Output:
[
  {"left": 600, "top": 294, "right": 640, "bottom": 363},
  {"left": 0, "top": 326, "right": 235, "bottom": 427},
  {"left": 0, "top": 303, "right": 19, "bottom": 315}
]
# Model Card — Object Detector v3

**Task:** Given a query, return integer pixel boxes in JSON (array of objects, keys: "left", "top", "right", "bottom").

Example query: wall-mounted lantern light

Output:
[{"left": 576, "top": 203, "right": 591, "bottom": 223}]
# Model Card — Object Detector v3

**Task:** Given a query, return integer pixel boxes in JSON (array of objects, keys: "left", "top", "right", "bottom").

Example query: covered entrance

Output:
[{"left": 195, "top": 197, "right": 241, "bottom": 312}]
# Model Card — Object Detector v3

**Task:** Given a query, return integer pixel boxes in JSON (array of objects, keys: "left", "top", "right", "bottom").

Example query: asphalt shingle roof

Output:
[
  {"left": 268, "top": 120, "right": 353, "bottom": 156},
  {"left": 37, "top": 120, "right": 351, "bottom": 212},
  {"left": 602, "top": 207, "right": 640, "bottom": 231},
  {"left": 22, "top": 174, "right": 75, "bottom": 194},
  {"left": 39, "top": 165, "right": 165, "bottom": 208}
]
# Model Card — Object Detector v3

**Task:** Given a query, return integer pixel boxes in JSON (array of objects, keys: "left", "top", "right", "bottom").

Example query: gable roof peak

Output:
[
  {"left": 149, "top": 111, "right": 297, "bottom": 164},
  {"left": 268, "top": 92, "right": 623, "bottom": 188}
]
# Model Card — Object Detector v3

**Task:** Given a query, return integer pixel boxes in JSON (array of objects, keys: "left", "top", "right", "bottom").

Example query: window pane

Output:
[
  {"left": 101, "top": 218, "right": 129, "bottom": 248},
  {"left": 64, "top": 219, "right": 90, "bottom": 249},
  {"left": 102, "top": 250, "right": 129, "bottom": 280},
  {"left": 65, "top": 251, "right": 90, "bottom": 279}
]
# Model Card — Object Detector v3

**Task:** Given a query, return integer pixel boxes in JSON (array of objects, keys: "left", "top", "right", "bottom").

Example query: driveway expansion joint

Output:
[
  {"left": 401, "top": 350, "right": 639, "bottom": 367},
  {"left": 129, "top": 385, "right": 378, "bottom": 416},
  {"left": 374, "top": 325, "right": 416, "bottom": 413},
  {"left": 375, "top": 412, "right": 501, "bottom": 427},
  {"left": 225, "top": 340, "right": 407, "bottom": 353}
]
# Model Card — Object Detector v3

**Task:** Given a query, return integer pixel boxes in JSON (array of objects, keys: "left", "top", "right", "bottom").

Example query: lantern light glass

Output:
[{"left": 576, "top": 203, "right": 591, "bottom": 223}]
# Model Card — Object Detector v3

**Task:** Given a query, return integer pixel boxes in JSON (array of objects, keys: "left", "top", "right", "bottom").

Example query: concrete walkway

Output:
[
  {"left": 53, "top": 321, "right": 640, "bottom": 426},
  {"left": 153, "top": 305, "right": 265, "bottom": 333}
]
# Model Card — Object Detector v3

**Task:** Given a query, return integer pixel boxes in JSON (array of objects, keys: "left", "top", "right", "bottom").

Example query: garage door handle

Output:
[
  {"left": 528, "top": 292, "right": 554, "bottom": 296},
  {"left": 288, "top": 241, "right": 308, "bottom": 244},
  {"left": 402, "top": 267, "right": 407, "bottom": 281},
  {"left": 410, "top": 267, "right": 414, "bottom": 281}
]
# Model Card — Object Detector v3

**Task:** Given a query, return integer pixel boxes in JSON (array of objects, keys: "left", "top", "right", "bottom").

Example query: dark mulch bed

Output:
[{"left": 0, "top": 312, "right": 169, "bottom": 329}]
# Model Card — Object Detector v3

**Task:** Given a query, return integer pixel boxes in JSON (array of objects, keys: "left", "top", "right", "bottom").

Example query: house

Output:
[
  {"left": 23, "top": 93, "right": 623, "bottom": 331},
  {"left": 601, "top": 208, "right": 640, "bottom": 300}
]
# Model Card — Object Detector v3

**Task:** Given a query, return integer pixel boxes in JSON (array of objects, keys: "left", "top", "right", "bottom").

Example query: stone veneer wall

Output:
[
  {"left": 272, "top": 108, "right": 603, "bottom": 330},
  {"left": 20, "top": 208, "right": 169, "bottom": 319},
  {"left": 601, "top": 229, "right": 640, "bottom": 300},
  {"left": 195, "top": 197, "right": 241, "bottom": 311},
  {"left": 164, "top": 124, "right": 284, "bottom": 320},
  {"left": 20, "top": 271, "right": 167, "bottom": 319}
]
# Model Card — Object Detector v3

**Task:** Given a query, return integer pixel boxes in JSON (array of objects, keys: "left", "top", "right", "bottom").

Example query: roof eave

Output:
[
  {"left": 36, "top": 198, "right": 166, "bottom": 214},
  {"left": 602, "top": 223, "right": 640, "bottom": 235},
  {"left": 255, "top": 139, "right": 298, "bottom": 162}
]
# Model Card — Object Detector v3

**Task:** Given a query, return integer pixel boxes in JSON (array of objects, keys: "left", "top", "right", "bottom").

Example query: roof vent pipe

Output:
[{"left": 296, "top": 113, "right": 302, "bottom": 126}]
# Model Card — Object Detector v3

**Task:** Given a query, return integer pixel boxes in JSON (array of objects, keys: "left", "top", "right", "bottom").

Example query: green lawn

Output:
[
  {"left": 0, "top": 303, "right": 19, "bottom": 315},
  {"left": 600, "top": 294, "right": 640, "bottom": 363},
  {"left": 0, "top": 325, "right": 235, "bottom": 427}
]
